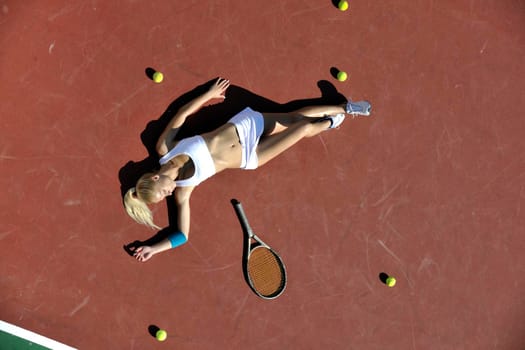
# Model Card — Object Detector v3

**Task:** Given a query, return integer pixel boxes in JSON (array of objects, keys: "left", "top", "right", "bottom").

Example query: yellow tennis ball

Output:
[
  {"left": 337, "top": 71, "right": 348, "bottom": 82},
  {"left": 156, "top": 329, "right": 167, "bottom": 341},
  {"left": 152, "top": 71, "right": 164, "bottom": 83},
  {"left": 338, "top": 0, "right": 349, "bottom": 11},
  {"left": 386, "top": 276, "right": 396, "bottom": 287}
]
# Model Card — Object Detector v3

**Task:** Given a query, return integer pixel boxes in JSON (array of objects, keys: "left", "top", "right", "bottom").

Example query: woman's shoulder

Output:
[
  {"left": 158, "top": 139, "right": 180, "bottom": 157},
  {"left": 174, "top": 185, "right": 195, "bottom": 202},
  {"left": 159, "top": 139, "right": 185, "bottom": 164}
]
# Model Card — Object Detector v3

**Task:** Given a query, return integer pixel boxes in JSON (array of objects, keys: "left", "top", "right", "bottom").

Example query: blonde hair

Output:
[{"left": 123, "top": 172, "right": 161, "bottom": 229}]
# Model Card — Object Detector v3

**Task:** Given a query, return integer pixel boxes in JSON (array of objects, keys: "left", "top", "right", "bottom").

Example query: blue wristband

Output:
[{"left": 167, "top": 231, "right": 187, "bottom": 248}]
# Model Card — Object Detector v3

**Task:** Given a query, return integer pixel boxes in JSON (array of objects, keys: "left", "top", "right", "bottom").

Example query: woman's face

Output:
[{"left": 149, "top": 175, "right": 176, "bottom": 203}]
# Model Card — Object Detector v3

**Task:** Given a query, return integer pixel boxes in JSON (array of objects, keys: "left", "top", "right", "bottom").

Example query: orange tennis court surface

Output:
[{"left": 1, "top": 1, "right": 524, "bottom": 349}]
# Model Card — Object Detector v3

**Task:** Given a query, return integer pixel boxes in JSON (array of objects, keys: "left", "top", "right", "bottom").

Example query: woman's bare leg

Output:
[
  {"left": 256, "top": 118, "right": 332, "bottom": 167},
  {"left": 262, "top": 104, "right": 346, "bottom": 135},
  {"left": 294, "top": 104, "right": 346, "bottom": 118}
]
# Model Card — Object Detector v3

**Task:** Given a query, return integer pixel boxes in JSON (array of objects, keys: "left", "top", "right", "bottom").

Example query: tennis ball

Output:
[
  {"left": 386, "top": 276, "right": 396, "bottom": 287},
  {"left": 338, "top": 0, "right": 349, "bottom": 11},
  {"left": 156, "top": 329, "right": 167, "bottom": 341},
  {"left": 336, "top": 71, "right": 348, "bottom": 82},
  {"left": 152, "top": 71, "right": 164, "bottom": 83}
]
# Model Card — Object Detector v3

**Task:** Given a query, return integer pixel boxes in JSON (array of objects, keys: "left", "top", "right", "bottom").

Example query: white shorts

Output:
[{"left": 228, "top": 107, "right": 265, "bottom": 169}]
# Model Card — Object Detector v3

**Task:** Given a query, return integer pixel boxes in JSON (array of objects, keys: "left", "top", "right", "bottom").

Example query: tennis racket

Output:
[{"left": 231, "top": 199, "right": 287, "bottom": 299}]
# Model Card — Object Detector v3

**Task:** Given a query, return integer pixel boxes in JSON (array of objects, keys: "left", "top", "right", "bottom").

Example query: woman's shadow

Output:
[{"left": 120, "top": 78, "right": 347, "bottom": 254}]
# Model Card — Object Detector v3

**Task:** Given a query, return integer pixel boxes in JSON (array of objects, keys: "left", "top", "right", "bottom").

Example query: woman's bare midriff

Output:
[{"left": 201, "top": 122, "right": 243, "bottom": 171}]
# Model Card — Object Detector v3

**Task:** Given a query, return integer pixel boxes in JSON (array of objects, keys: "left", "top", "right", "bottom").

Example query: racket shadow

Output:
[{"left": 240, "top": 237, "right": 253, "bottom": 288}]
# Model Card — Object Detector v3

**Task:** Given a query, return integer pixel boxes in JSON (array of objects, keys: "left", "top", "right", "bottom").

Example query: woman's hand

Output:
[
  {"left": 207, "top": 78, "right": 230, "bottom": 100},
  {"left": 133, "top": 246, "right": 155, "bottom": 262}
]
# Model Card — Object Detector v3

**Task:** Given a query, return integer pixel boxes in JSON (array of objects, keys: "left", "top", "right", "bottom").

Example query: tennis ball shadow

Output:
[
  {"left": 148, "top": 325, "right": 160, "bottom": 338},
  {"left": 330, "top": 67, "right": 342, "bottom": 80},
  {"left": 330, "top": 0, "right": 342, "bottom": 8},
  {"left": 379, "top": 272, "right": 389, "bottom": 284},
  {"left": 145, "top": 67, "right": 156, "bottom": 80}
]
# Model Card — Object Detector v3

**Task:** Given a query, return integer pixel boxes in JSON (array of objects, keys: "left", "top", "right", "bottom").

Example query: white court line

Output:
[{"left": 0, "top": 320, "right": 77, "bottom": 350}]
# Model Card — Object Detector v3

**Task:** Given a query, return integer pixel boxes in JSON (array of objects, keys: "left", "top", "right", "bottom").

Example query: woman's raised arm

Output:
[{"left": 156, "top": 78, "right": 230, "bottom": 156}]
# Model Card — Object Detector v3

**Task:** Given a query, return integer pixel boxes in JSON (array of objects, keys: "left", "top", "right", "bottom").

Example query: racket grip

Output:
[{"left": 231, "top": 199, "right": 254, "bottom": 236}]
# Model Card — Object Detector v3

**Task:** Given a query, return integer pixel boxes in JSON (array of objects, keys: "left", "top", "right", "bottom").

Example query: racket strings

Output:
[{"left": 247, "top": 247, "right": 285, "bottom": 297}]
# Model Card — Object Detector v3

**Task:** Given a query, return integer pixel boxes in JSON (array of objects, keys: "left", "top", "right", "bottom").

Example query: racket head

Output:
[{"left": 246, "top": 244, "right": 287, "bottom": 299}]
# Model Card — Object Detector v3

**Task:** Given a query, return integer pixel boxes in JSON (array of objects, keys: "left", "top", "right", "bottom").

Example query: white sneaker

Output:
[
  {"left": 317, "top": 113, "right": 345, "bottom": 129},
  {"left": 346, "top": 100, "right": 371, "bottom": 116}
]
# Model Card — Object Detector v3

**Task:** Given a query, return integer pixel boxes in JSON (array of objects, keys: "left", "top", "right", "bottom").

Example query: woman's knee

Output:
[{"left": 304, "top": 119, "right": 328, "bottom": 137}]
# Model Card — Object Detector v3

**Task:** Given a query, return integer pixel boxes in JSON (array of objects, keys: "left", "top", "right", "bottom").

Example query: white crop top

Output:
[{"left": 159, "top": 136, "right": 216, "bottom": 187}]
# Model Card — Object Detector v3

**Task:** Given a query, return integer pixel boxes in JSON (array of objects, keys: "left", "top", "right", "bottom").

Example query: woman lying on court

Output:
[{"left": 124, "top": 78, "right": 371, "bottom": 262}]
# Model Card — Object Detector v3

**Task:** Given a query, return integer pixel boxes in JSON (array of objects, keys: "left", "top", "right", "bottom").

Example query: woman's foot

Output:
[
  {"left": 345, "top": 100, "right": 371, "bottom": 116},
  {"left": 315, "top": 113, "right": 346, "bottom": 129}
]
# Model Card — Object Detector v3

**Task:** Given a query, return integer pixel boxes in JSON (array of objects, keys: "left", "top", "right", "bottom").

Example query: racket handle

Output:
[{"left": 231, "top": 199, "right": 254, "bottom": 237}]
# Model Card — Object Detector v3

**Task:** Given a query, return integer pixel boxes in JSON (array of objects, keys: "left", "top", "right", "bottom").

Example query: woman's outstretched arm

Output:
[
  {"left": 156, "top": 78, "right": 230, "bottom": 156},
  {"left": 133, "top": 186, "right": 194, "bottom": 262}
]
